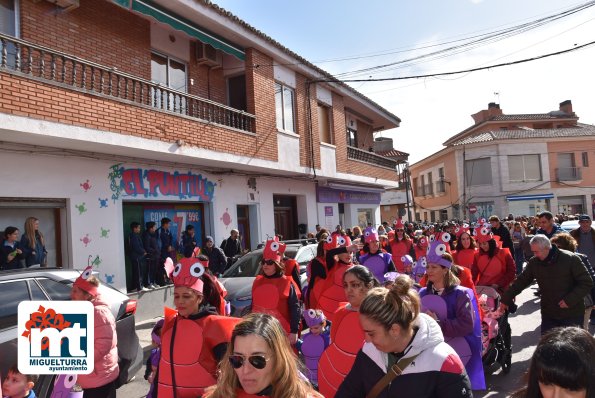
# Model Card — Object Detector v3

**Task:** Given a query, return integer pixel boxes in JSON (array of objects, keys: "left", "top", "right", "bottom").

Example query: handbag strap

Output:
[{"left": 366, "top": 353, "right": 420, "bottom": 398}]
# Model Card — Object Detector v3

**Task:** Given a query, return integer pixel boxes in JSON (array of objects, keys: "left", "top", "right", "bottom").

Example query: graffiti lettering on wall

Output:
[{"left": 108, "top": 165, "right": 216, "bottom": 201}]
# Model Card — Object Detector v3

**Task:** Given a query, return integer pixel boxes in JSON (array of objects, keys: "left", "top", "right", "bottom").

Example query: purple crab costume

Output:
[
  {"left": 359, "top": 227, "right": 393, "bottom": 283},
  {"left": 418, "top": 235, "right": 486, "bottom": 390},
  {"left": 297, "top": 309, "right": 330, "bottom": 386},
  {"left": 50, "top": 374, "right": 82, "bottom": 398}
]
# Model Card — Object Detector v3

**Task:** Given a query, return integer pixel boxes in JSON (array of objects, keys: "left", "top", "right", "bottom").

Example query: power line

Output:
[{"left": 308, "top": 39, "right": 595, "bottom": 84}]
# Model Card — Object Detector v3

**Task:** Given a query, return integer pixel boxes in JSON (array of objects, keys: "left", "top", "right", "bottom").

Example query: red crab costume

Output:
[
  {"left": 252, "top": 237, "right": 301, "bottom": 335},
  {"left": 453, "top": 224, "right": 476, "bottom": 269},
  {"left": 318, "top": 234, "right": 352, "bottom": 321},
  {"left": 317, "top": 303, "right": 365, "bottom": 398},
  {"left": 157, "top": 256, "right": 239, "bottom": 398}
]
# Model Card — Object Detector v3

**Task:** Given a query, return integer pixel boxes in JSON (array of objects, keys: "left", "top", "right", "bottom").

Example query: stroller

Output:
[{"left": 476, "top": 286, "right": 512, "bottom": 374}]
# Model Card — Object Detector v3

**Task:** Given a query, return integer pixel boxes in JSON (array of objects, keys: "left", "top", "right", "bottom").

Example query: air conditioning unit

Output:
[
  {"left": 195, "top": 42, "right": 222, "bottom": 68},
  {"left": 45, "top": 0, "right": 80, "bottom": 12}
]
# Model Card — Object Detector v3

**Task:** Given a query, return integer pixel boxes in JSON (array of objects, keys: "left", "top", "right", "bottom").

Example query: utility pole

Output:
[
  {"left": 462, "top": 147, "right": 467, "bottom": 220},
  {"left": 404, "top": 163, "right": 413, "bottom": 222}
]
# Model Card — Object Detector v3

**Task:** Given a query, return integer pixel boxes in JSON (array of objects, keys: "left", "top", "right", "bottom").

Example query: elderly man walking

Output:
[{"left": 499, "top": 234, "right": 593, "bottom": 335}]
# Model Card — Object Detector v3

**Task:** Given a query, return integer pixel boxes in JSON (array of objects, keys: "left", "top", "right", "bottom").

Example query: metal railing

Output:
[
  {"left": 556, "top": 167, "right": 582, "bottom": 181},
  {"left": 347, "top": 146, "right": 398, "bottom": 169},
  {"left": 0, "top": 33, "right": 255, "bottom": 133}
]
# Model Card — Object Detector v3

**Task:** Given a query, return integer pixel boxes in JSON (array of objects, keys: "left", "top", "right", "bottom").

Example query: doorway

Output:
[
  {"left": 237, "top": 204, "right": 251, "bottom": 250},
  {"left": 273, "top": 195, "right": 297, "bottom": 240}
]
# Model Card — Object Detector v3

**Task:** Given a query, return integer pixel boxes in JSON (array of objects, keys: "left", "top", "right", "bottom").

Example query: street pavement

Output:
[{"left": 117, "top": 282, "right": 592, "bottom": 397}]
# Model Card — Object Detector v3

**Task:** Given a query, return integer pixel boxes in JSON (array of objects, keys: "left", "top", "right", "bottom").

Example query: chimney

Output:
[
  {"left": 471, "top": 103, "right": 503, "bottom": 124},
  {"left": 373, "top": 137, "right": 394, "bottom": 153},
  {"left": 559, "top": 100, "right": 573, "bottom": 115}
]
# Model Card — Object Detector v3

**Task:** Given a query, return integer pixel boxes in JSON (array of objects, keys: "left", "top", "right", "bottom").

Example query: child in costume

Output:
[
  {"left": 296, "top": 309, "right": 330, "bottom": 388},
  {"left": 359, "top": 227, "right": 395, "bottom": 284},
  {"left": 145, "top": 319, "right": 164, "bottom": 398}
]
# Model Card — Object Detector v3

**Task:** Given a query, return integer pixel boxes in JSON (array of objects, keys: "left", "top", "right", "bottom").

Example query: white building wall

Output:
[
  {"left": 0, "top": 149, "right": 319, "bottom": 291},
  {"left": 317, "top": 203, "right": 340, "bottom": 231}
]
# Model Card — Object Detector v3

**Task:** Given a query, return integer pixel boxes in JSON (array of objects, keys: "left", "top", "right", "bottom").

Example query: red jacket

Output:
[
  {"left": 472, "top": 248, "right": 516, "bottom": 293},
  {"left": 389, "top": 239, "right": 414, "bottom": 273}
]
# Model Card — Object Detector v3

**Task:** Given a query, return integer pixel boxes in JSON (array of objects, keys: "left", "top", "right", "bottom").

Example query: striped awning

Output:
[
  {"left": 506, "top": 193, "right": 554, "bottom": 202},
  {"left": 113, "top": 0, "right": 245, "bottom": 60}
]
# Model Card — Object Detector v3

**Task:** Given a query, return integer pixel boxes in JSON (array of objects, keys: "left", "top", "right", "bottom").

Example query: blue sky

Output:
[{"left": 213, "top": 0, "right": 595, "bottom": 163}]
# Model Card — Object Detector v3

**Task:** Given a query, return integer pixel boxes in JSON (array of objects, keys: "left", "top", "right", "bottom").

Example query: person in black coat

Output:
[
  {"left": 201, "top": 236, "right": 227, "bottom": 276},
  {"left": 128, "top": 222, "right": 147, "bottom": 292},
  {"left": 143, "top": 221, "right": 161, "bottom": 288},
  {"left": 490, "top": 215, "right": 515, "bottom": 255},
  {"left": 1, "top": 226, "right": 25, "bottom": 270}
]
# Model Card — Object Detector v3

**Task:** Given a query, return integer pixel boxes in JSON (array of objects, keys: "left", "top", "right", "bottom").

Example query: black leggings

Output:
[{"left": 83, "top": 381, "right": 116, "bottom": 398}]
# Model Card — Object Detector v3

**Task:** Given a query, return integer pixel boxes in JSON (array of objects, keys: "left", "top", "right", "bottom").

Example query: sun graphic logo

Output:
[{"left": 18, "top": 301, "right": 94, "bottom": 374}]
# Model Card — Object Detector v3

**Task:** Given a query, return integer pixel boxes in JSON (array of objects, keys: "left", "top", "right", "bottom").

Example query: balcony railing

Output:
[
  {"left": 347, "top": 146, "right": 398, "bottom": 169},
  {"left": 556, "top": 167, "right": 582, "bottom": 181},
  {"left": 0, "top": 33, "right": 255, "bottom": 133},
  {"left": 423, "top": 183, "right": 434, "bottom": 196}
]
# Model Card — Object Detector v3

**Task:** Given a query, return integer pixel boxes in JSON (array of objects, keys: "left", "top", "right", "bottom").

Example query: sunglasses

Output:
[
  {"left": 396, "top": 229, "right": 404, "bottom": 232},
  {"left": 229, "top": 354, "right": 269, "bottom": 370},
  {"left": 262, "top": 259, "right": 276, "bottom": 265}
]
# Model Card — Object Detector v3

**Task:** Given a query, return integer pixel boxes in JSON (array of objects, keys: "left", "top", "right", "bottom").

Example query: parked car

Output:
[
  {"left": 219, "top": 242, "right": 317, "bottom": 317},
  {"left": 560, "top": 220, "right": 580, "bottom": 232},
  {"left": 0, "top": 267, "right": 143, "bottom": 397}
]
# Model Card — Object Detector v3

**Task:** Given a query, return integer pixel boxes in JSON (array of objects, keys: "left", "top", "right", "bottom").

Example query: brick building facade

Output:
[{"left": 0, "top": 0, "right": 401, "bottom": 291}]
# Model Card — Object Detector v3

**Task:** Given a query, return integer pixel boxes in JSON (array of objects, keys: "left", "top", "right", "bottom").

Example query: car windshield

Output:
[{"left": 223, "top": 252, "right": 262, "bottom": 277}]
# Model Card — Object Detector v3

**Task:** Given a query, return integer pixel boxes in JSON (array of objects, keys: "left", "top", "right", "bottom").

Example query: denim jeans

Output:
[{"left": 513, "top": 247, "right": 525, "bottom": 275}]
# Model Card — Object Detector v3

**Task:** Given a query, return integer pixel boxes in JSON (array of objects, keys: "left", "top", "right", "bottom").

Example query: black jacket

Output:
[
  {"left": 201, "top": 245, "right": 227, "bottom": 275},
  {"left": 492, "top": 223, "right": 514, "bottom": 252},
  {"left": 502, "top": 246, "right": 593, "bottom": 319}
]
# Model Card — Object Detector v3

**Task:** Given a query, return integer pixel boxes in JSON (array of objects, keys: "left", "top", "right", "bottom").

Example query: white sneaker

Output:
[
  {"left": 151, "top": 284, "right": 158, "bottom": 289},
  {"left": 141, "top": 286, "right": 150, "bottom": 292}
]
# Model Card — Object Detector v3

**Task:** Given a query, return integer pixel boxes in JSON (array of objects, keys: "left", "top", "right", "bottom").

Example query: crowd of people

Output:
[
  {"left": 127, "top": 218, "right": 243, "bottom": 292},
  {"left": 3, "top": 210, "right": 595, "bottom": 397}
]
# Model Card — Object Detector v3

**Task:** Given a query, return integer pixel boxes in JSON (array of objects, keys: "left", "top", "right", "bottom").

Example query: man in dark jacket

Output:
[
  {"left": 201, "top": 235, "right": 227, "bottom": 276},
  {"left": 128, "top": 222, "right": 147, "bottom": 292},
  {"left": 221, "top": 229, "right": 242, "bottom": 270},
  {"left": 489, "top": 215, "right": 514, "bottom": 256},
  {"left": 499, "top": 234, "right": 593, "bottom": 335},
  {"left": 535, "top": 211, "right": 563, "bottom": 239},
  {"left": 143, "top": 221, "right": 160, "bottom": 288},
  {"left": 570, "top": 214, "right": 595, "bottom": 267}
]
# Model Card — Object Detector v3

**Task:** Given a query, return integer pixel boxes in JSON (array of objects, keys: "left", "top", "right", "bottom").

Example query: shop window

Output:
[
  {"left": 465, "top": 158, "right": 492, "bottom": 186},
  {"left": 357, "top": 208, "right": 374, "bottom": 228},
  {"left": 275, "top": 82, "right": 295, "bottom": 133},
  {"left": 508, "top": 154, "right": 542, "bottom": 182},
  {"left": 318, "top": 103, "right": 332, "bottom": 144}
]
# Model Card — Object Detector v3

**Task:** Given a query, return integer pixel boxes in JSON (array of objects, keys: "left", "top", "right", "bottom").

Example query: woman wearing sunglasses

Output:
[
  {"left": 251, "top": 237, "right": 301, "bottom": 345},
  {"left": 204, "top": 313, "right": 322, "bottom": 398},
  {"left": 156, "top": 255, "right": 240, "bottom": 397},
  {"left": 318, "top": 265, "right": 380, "bottom": 398}
]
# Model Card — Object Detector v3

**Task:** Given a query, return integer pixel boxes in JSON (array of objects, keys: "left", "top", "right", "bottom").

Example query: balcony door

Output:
[
  {"left": 557, "top": 153, "right": 577, "bottom": 180},
  {"left": 150, "top": 52, "right": 187, "bottom": 111}
]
